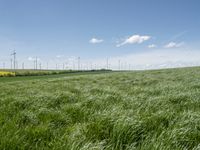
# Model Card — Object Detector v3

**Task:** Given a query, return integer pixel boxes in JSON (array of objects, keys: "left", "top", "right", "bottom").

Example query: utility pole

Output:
[{"left": 11, "top": 50, "right": 16, "bottom": 70}]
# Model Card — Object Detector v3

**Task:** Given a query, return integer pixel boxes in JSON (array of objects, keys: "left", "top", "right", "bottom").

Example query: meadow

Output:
[{"left": 1, "top": 67, "right": 200, "bottom": 149}]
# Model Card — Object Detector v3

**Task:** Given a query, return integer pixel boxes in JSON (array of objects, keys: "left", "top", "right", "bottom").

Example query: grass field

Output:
[{"left": 1, "top": 67, "right": 200, "bottom": 149}]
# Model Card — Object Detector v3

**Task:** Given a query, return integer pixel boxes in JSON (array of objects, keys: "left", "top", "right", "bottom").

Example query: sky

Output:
[{"left": 0, "top": 0, "right": 200, "bottom": 70}]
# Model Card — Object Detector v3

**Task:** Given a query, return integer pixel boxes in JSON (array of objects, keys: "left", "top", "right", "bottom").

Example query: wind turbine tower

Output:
[{"left": 11, "top": 50, "right": 16, "bottom": 70}]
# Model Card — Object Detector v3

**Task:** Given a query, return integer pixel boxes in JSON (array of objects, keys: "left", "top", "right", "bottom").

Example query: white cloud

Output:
[
  {"left": 89, "top": 38, "right": 103, "bottom": 44},
  {"left": 28, "top": 57, "right": 40, "bottom": 61},
  {"left": 148, "top": 44, "right": 157, "bottom": 48},
  {"left": 56, "top": 55, "right": 63, "bottom": 58},
  {"left": 164, "top": 42, "right": 184, "bottom": 48},
  {"left": 28, "top": 57, "right": 34, "bottom": 61},
  {"left": 117, "top": 34, "right": 151, "bottom": 47}
]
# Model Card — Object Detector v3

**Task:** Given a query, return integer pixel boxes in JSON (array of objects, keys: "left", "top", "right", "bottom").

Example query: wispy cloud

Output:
[
  {"left": 148, "top": 44, "right": 157, "bottom": 48},
  {"left": 169, "top": 30, "right": 188, "bottom": 41},
  {"left": 89, "top": 38, "right": 104, "bottom": 44},
  {"left": 164, "top": 42, "right": 184, "bottom": 48},
  {"left": 117, "top": 34, "right": 151, "bottom": 47}
]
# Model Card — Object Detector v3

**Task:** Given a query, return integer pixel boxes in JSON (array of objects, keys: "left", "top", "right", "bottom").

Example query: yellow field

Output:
[{"left": 0, "top": 71, "right": 15, "bottom": 77}]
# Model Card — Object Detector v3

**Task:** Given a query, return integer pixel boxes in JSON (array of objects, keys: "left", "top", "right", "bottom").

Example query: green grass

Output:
[{"left": 1, "top": 67, "right": 200, "bottom": 149}]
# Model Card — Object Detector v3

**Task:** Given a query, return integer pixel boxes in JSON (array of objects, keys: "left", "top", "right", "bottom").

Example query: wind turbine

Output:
[{"left": 11, "top": 50, "right": 16, "bottom": 70}]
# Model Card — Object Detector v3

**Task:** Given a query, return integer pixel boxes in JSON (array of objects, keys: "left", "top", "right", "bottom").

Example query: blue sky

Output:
[{"left": 0, "top": 0, "right": 200, "bottom": 69}]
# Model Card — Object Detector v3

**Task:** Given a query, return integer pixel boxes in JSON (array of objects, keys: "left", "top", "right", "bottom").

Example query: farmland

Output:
[
  {"left": 0, "top": 71, "right": 15, "bottom": 77},
  {"left": 0, "top": 69, "right": 111, "bottom": 77},
  {"left": 1, "top": 67, "right": 200, "bottom": 149}
]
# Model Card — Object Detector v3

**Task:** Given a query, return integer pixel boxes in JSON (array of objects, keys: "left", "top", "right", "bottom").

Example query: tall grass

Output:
[{"left": 1, "top": 67, "right": 200, "bottom": 149}]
